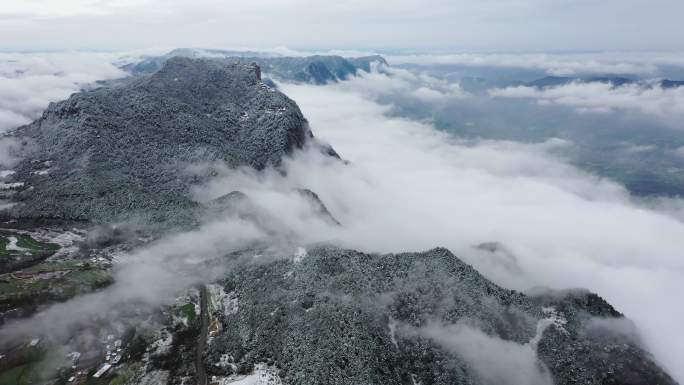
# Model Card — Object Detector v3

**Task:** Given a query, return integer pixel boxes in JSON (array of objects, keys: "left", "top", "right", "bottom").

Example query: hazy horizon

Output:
[
  {"left": 3, "top": 0, "right": 684, "bottom": 51},
  {"left": 1, "top": 2, "right": 683, "bottom": 385}
]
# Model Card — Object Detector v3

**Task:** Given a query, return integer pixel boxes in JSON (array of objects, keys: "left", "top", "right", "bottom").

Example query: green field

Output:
[
  {"left": 0, "top": 278, "right": 49, "bottom": 297},
  {"left": 0, "top": 265, "right": 112, "bottom": 301},
  {"left": 23, "top": 260, "right": 82, "bottom": 273},
  {"left": 0, "top": 364, "right": 31, "bottom": 385},
  {"left": 0, "top": 233, "right": 60, "bottom": 258},
  {"left": 0, "top": 237, "right": 9, "bottom": 258},
  {"left": 178, "top": 303, "right": 197, "bottom": 323},
  {"left": 64, "top": 269, "right": 114, "bottom": 288},
  {"left": 15, "top": 234, "right": 60, "bottom": 252}
]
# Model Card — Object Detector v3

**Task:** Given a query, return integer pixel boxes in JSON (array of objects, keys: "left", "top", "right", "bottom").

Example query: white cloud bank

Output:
[
  {"left": 675, "top": 146, "right": 684, "bottom": 158},
  {"left": 489, "top": 82, "right": 684, "bottom": 125},
  {"left": 1, "top": 52, "right": 683, "bottom": 382},
  {"left": 192, "top": 78, "right": 684, "bottom": 381},
  {"left": 388, "top": 52, "right": 684, "bottom": 76},
  {"left": 0, "top": 52, "right": 125, "bottom": 133},
  {"left": 408, "top": 321, "right": 552, "bottom": 385},
  {"left": 334, "top": 64, "right": 468, "bottom": 102},
  {"left": 0, "top": 213, "right": 274, "bottom": 345},
  {"left": 0, "top": 137, "right": 24, "bottom": 168}
]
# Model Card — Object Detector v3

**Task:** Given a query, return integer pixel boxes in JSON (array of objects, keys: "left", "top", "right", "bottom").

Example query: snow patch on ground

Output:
[
  {"left": 388, "top": 318, "right": 399, "bottom": 349},
  {"left": 39, "top": 229, "right": 85, "bottom": 259},
  {"left": 212, "top": 363, "right": 282, "bottom": 385},
  {"left": 207, "top": 284, "right": 239, "bottom": 317},
  {"left": 293, "top": 247, "right": 307, "bottom": 264},
  {"left": 44, "top": 229, "right": 85, "bottom": 247},
  {"left": 0, "top": 182, "right": 23, "bottom": 190},
  {"left": 0, "top": 170, "right": 15, "bottom": 179},
  {"left": 6, "top": 237, "right": 27, "bottom": 251},
  {"left": 214, "top": 353, "right": 238, "bottom": 373},
  {"left": 149, "top": 330, "right": 173, "bottom": 356},
  {"left": 529, "top": 306, "right": 568, "bottom": 348}
]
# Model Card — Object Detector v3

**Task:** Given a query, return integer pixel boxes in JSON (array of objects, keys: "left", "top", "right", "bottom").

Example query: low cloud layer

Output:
[
  {"left": 1, "top": 53, "right": 684, "bottom": 382},
  {"left": 187, "top": 76, "right": 684, "bottom": 383},
  {"left": 0, "top": 52, "right": 125, "bottom": 133},
  {"left": 0, "top": 137, "right": 24, "bottom": 168},
  {"left": 208, "top": 78, "right": 683, "bottom": 381},
  {"left": 389, "top": 52, "right": 684, "bottom": 76},
  {"left": 0, "top": 213, "right": 279, "bottom": 345},
  {"left": 336, "top": 64, "right": 468, "bottom": 102},
  {"left": 675, "top": 146, "right": 684, "bottom": 158},
  {"left": 489, "top": 82, "right": 684, "bottom": 125},
  {"left": 405, "top": 321, "right": 552, "bottom": 385}
]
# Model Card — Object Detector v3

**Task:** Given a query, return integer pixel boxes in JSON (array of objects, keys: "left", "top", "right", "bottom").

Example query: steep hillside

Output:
[{"left": 4, "top": 57, "right": 320, "bottom": 223}]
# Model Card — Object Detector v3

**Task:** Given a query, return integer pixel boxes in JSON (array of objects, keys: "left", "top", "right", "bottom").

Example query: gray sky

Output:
[{"left": 1, "top": 0, "right": 683, "bottom": 51}]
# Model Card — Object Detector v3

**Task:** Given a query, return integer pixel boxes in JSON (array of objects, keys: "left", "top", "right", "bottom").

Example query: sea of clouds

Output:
[
  {"left": 388, "top": 51, "right": 684, "bottom": 76},
  {"left": 188, "top": 73, "right": 684, "bottom": 380},
  {"left": 242, "top": 77, "right": 684, "bottom": 381},
  {"left": 489, "top": 81, "right": 684, "bottom": 124},
  {"left": 1, "top": 51, "right": 684, "bottom": 382}
]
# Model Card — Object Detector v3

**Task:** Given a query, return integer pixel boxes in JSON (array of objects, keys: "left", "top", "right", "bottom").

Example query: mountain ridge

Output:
[
  {"left": 0, "top": 53, "right": 678, "bottom": 385},
  {"left": 123, "top": 48, "right": 388, "bottom": 84},
  {"left": 3, "top": 57, "right": 326, "bottom": 224}
]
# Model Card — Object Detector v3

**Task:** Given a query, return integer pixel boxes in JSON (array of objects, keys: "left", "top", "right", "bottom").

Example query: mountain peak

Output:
[{"left": 4, "top": 58, "right": 315, "bottom": 224}]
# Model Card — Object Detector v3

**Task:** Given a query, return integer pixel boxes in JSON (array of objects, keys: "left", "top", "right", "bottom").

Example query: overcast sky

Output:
[{"left": 1, "top": 0, "right": 683, "bottom": 52}]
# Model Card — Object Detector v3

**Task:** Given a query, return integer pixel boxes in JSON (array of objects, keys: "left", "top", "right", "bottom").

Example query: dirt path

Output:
[{"left": 196, "top": 284, "right": 208, "bottom": 385}]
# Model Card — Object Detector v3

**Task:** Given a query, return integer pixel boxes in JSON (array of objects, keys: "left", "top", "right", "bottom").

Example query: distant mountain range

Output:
[
  {"left": 123, "top": 48, "right": 388, "bottom": 84},
  {"left": 525, "top": 75, "right": 684, "bottom": 89}
]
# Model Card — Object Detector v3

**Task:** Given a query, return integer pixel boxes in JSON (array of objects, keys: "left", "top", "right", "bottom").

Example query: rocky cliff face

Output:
[{"left": 5, "top": 57, "right": 316, "bottom": 223}]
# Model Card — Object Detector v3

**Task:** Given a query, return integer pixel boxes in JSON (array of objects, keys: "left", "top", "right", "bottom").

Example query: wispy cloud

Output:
[
  {"left": 405, "top": 321, "right": 552, "bottom": 385},
  {"left": 0, "top": 52, "right": 125, "bottom": 133},
  {"left": 181, "top": 74, "right": 684, "bottom": 382},
  {"left": 276, "top": 79, "right": 684, "bottom": 381},
  {"left": 334, "top": 65, "right": 468, "bottom": 102},
  {"left": 489, "top": 82, "right": 684, "bottom": 125},
  {"left": 389, "top": 52, "right": 684, "bottom": 76},
  {"left": 1, "top": 52, "right": 683, "bottom": 383}
]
